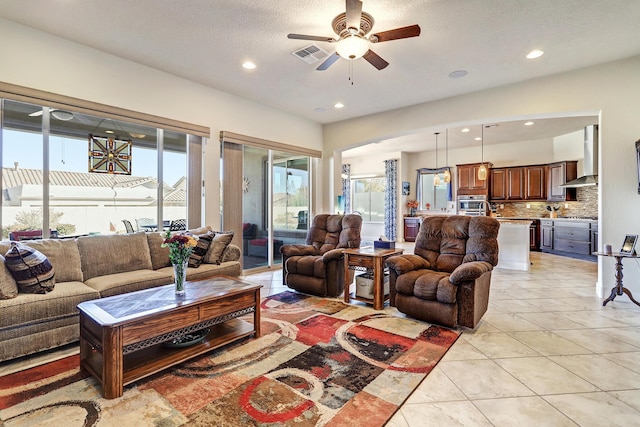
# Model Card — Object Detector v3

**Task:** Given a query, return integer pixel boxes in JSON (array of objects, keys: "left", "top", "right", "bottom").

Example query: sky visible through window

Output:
[{"left": 2, "top": 130, "right": 185, "bottom": 186}]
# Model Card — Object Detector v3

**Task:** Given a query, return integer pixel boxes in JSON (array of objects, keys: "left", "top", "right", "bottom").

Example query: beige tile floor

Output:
[
  {"left": 247, "top": 248, "right": 640, "bottom": 426},
  {"left": 3, "top": 248, "right": 639, "bottom": 426}
]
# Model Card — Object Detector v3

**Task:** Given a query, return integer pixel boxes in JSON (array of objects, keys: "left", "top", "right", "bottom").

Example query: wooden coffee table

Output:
[{"left": 77, "top": 276, "right": 262, "bottom": 398}]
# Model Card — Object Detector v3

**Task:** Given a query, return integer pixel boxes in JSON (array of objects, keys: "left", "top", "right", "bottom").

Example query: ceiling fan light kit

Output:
[
  {"left": 336, "top": 34, "right": 369, "bottom": 60},
  {"left": 287, "top": 0, "right": 420, "bottom": 71}
]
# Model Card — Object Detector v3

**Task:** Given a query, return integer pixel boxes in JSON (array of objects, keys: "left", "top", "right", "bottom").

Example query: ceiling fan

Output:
[
  {"left": 28, "top": 108, "right": 74, "bottom": 121},
  {"left": 288, "top": 0, "right": 420, "bottom": 71}
]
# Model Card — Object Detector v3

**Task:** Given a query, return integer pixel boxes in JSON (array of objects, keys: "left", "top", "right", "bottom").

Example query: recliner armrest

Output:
[
  {"left": 280, "top": 244, "right": 317, "bottom": 257},
  {"left": 385, "top": 254, "right": 431, "bottom": 275},
  {"left": 449, "top": 261, "right": 493, "bottom": 284},
  {"left": 321, "top": 248, "right": 344, "bottom": 263}
]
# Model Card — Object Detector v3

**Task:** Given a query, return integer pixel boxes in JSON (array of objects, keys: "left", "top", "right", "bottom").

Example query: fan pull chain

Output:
[{"left": 349, "top": 61, "right": 354, "bottom": 86}]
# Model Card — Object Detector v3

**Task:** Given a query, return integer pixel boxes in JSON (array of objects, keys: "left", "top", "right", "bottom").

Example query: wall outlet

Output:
[
  {"left": 500, "top": 204, "right": 504, "bottom": 209},
  {"left": 526, "top": 203, "right": 531, "bottom": 208},
  {"left": 565, "top": 203, "right": 569, "bottom": 208}
]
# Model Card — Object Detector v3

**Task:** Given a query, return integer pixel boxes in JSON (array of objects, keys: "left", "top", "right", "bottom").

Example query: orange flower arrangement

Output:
[{"left": 406, "top": 200, "right": 420, "bottom": 209}]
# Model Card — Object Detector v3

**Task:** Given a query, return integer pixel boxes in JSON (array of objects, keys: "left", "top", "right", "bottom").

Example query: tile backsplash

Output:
[{"left": 495, "top": 186, "right": 598, "bottom": 218}]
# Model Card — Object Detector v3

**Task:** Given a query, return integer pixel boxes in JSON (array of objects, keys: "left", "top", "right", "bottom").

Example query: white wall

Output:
[
  {"left": 325, "top": 56, "right": 640, "bottom": 297},
  {"left": 553, "top": 130, "right": 584, "bottom": 163},
  {"left": 0, "top": 18, "right": 323, "bottom": 230}
]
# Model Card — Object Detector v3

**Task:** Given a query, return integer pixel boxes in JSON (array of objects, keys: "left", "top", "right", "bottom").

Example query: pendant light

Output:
[
  {"left": 443, "top": 128, "right": 451, "bottom": 183},
  {"left": 478, "top": 124, "right": 488, "bottom": 180},
  {"left": 433, "top": 132, "right": 441, "bottom": 185}
]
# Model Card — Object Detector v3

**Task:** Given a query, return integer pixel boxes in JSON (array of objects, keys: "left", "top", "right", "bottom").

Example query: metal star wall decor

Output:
[{"left": 88, "top": 134, "right": 132, "bottom": 175}]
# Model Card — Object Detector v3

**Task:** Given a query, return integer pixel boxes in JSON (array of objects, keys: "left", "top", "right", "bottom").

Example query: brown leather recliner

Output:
[
  {"left": 281, "top": 214, "right": 362, "bottom": 297},
  {"left": 386, "top": 215, "right": 500, "bottom": 329}
]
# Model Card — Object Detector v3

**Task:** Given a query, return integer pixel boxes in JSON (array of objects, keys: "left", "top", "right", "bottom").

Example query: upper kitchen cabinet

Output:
[
  {"left": 457, "top": 162, "right": 492, "bottom": 196},
  {"left": 547, "top": 161, "right": 578, "bottom": 201},
  {"left": 489, "top": 165, "right": 546, "bottom": 201},
  {"left": 525, "top": 165, "right": 546, "bottom": 200}
]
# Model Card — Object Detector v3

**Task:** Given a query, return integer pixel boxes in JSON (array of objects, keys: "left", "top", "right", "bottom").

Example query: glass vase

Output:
[{"left": 173, "top": 259, "right": 188, "bottom": 296}]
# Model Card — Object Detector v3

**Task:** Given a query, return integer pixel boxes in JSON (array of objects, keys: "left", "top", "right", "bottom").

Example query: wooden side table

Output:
[
  {"left": 343, "top": 247, "right": 404, "bottom": 310},
  {"left": 594, "top": 251, "right": 640, "bottom": 307}
]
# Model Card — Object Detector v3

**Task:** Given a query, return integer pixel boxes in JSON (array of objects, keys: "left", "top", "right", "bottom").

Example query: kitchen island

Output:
[{"left": 496, "top": 219, "right": 532, "bottom": 271}]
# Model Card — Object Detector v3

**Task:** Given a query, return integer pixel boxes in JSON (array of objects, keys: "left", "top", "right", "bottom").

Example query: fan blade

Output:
[
  {"left": 371, "top": 25, "right": 421, "bottom": 43},
  {"left": 316, "top": 53, "right": 341, "bottom": 71},
  {"left": 363, "top": 49, "right": 389, "bottom": 70},
  {"left": 28, "top": 110, "right": 44, "bottom": 117},
  {"left": 346, "top": 0, "right": 363, "bottom": 31},
  {"left": 288, "top": 33, "right": 335, "bottom": 42}
]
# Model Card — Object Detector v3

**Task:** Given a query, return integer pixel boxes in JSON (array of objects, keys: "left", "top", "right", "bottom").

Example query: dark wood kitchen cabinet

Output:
[
  {"left": 457, "top": 163, "right": 492, "bottom": 196},
  {"left": 490, "top": 169, "right": 506, "bottom": 200},
  {"left": 489, "top": 165, "right": 545, "bottom": 201},
  {"left": 404, "top": 217, "right": 421, "bottom": 242},
  {"left": 547, "top": 161, "right": 577, "bottom": 201},
  {"left": 529, "top": 219, "right": 540, "bottom": 251},
  {"left": 525, "top": 166, "right": 546, "bottom": 200}
]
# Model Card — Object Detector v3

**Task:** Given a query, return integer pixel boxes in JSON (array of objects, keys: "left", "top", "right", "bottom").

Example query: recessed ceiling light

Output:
[
  {"left": 129, "top": 133, "right": 146, "bottom": 139},
  {"left": 242, "top": 61, "right": 256, "bottom": 70},
  {"left": 524, "top": 121, "right": 534, "bottom": 126},
  {"left": 105, "top": 130, "right": 114, "bottom": 134},
  {"left": 461, "top": 128, "right": 470, "bottom": 133},
  {"left": 334, "top": 102, "right": 344, "bottom": 109},
  {"left": 448, "top": 70, "right": 468, "bottom": 79},
  {"left": 526, "top": 49, "right": 544, "bottom": 59},
  {"left": 474, "top": 137, "right": 482, "bottom": 141}
]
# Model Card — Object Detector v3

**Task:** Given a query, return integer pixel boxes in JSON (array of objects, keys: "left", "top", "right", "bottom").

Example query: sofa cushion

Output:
[
  {"left": 0, "top": 255, "right": 19, "bottom": 299},
  {"left": 78, "top": 232, "right": 153, "bottom": 280},
  {"left": 0, "top": 281, "right": 99, "bottom": 330},
  {"left": 146, "top": 232, "right": 171, "bottom": 270},
  {"left": 84, "top": 269, "right": 173, "bottom": 298},
  {"left": 205, "top": 231, "right": 234, "bottom": 264},
  {"left": 4, "top": 242, "right": 56, "bottom": 294},
  {"left": 188, "top": 231, "right": 214, "bottom": 268},
  {"left": 1, "top": 239, "right": 83, "bottom": 283}
]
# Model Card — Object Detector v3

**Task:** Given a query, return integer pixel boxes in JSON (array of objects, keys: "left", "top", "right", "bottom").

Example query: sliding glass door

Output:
[{"left": 235, "top": 147, "right": 310, "bottom": 271}]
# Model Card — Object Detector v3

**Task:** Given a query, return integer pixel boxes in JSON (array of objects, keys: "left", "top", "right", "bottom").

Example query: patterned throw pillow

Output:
[
  {"left": 204, "top": 231, "right": 235, "bottom": 265},
  {"left": 188, "top": 231, "right": 214, "bottom": 268},
  {"left": 4, "top": 242, "right": 56, "bottom": 294}
]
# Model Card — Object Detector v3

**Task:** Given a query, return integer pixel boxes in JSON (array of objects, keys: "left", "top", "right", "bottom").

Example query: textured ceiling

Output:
[{"left": 0, "top": 0, "right": 638, "bottom": 152}]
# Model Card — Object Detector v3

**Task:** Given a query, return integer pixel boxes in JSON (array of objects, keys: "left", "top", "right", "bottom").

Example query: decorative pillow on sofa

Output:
[
  {"left": 0, "top": 255, "right": 19, "bottom": 299},
  {"left": 4, "top": 242, "right": 55, "bottom": 294},
  {"left": 188, "top": 231, "right": 214, "bottom": 268},
  {"left": 204, "top": 231, "right": 235, "bottom": 265}
]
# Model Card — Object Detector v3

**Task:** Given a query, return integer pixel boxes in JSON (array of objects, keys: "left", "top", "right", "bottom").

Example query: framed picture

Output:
[
  {"left": 620, "top": 234, "right": 638, "bottom": 254},
  {"left": 402, "top": 181, "right": 410, "bottom": 195}
]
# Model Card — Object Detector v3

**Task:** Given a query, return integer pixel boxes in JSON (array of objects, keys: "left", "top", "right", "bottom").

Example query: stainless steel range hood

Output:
[{"left": 561, "top": 124, "right": 599, "bottom": 188}]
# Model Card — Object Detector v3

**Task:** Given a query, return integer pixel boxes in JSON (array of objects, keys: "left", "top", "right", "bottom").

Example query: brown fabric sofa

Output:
[
  {"left": 386, "top": 215, "right": 500, "bottom": 329},
  {"left": 0, "top": 229, "right": 241, "bottom": 362},
  {"left": 281, "top": 214, "right": 362, "bottom": 297}
]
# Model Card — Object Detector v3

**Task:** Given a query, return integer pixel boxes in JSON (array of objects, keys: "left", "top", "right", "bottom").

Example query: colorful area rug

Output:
[{"left": 0, "top": 291, "right": 460, "bottom": 426}]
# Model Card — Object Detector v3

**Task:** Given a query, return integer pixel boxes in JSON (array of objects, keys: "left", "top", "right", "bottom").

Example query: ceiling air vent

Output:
[{"left": 291, "top": 44, "right": 330, "bottom": 64}]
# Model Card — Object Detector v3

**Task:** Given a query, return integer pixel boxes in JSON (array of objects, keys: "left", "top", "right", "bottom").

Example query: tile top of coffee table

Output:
[{"left": 78, "top": 276, "right": 260, "bottom": 325}]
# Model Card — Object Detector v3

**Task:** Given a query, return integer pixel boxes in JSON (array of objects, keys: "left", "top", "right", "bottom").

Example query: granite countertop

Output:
[{"left": 498, "top": 216, "right": 597, "bottom": 221}]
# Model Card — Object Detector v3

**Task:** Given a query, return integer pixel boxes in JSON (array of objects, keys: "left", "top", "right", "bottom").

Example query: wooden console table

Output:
[
  {"left": 594, "top": 251, "right": 640, "bottom": 307},
  {"left": 77, "top": 276, "right": 261, "bottom": 398},
  {"left": 343, "top": 247, "right": 404, "bottom": 310}
]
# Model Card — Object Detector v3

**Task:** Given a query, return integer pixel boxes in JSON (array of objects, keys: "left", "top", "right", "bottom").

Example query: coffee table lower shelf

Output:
[{"left": 81, "top": 318, "right": 255, "bottom": 394}]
